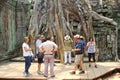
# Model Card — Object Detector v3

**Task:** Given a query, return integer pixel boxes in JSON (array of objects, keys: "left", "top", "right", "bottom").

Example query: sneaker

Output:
[
  {"left": 44, "top": 75, "right": 48, "bottom": 77},
  {"left": 24, "top": 72, "right": 28, "bottom": 77},
  {"left": 40, "top": 71, "right": 44, "bottom": 75},
  {"left": 37, "top": 71, "right": 43, "bottom": 75},
  {"left": 69, "top": 63, "right": 71, "bottom": 65},
  {"left": 79, "top": 71, "right": 85, "bottom": 74},
  {"left": 37, "top": 71, "right": 40, "bottom": 74},
  {"left": 28, "top": 72, "right": 32, "bottom": 76},
  {"left": 70, "top": 71, "right": 76, "bottom": 74},
  {"left": 95, "top": 65, "right": 97, "bottom": 68},
  {"left": 51, "top": 75, "right": 55, "bottom": 77}
]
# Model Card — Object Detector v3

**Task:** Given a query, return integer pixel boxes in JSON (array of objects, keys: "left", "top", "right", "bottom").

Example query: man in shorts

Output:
[
  {"left": 36, "top": 35, "right": 44, "bottom": 74},
  {"left": 70, "top": 34, "right": 85, "bottom": 74}
]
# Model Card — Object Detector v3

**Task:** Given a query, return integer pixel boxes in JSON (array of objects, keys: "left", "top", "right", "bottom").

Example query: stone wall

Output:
[
  {"left": 91, "top": 0, "right": 120, "bottom": 61},
  {"left": 0, "top": 0, "right": 31, "bottom": 60}
]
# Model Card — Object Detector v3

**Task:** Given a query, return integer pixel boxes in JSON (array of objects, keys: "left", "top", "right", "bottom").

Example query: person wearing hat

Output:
[
  {"left": 36, "top": 34, "right": 44, "bottom": 74},
  {"left": 78, "top": 36, "right": 86, "bottom": 69},
  {"left": 70, "top": 34, "right": 85, "bottom": 74},
  {"left": 64, "top": 35, "right": 73, "bottom": 65}
]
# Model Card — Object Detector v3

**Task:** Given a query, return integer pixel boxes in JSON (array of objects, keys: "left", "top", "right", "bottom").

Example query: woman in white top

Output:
[
  {"left": 22, "top": 37, "right": 33, "bottom": 76},
  {"left": 86, "top": 37, "right": 97, "bottom": 68}
]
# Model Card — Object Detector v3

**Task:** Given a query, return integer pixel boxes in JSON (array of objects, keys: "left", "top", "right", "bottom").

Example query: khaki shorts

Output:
[{"left": 75, "top": 54, "right": 83, "bottom": 64}]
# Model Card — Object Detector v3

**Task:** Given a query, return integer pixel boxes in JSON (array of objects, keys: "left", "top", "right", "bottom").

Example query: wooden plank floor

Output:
[{"left": 0, "top": 59, "right": 120, "bottom": 80}]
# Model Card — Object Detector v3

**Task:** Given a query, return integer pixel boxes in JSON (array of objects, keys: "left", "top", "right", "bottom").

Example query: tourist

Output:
[
  {"left": 70, "top": 34, "right": 85, "bottom": 74},
  {"left": 77, "top": 36, "right": 86, "bottom": 70},
  {"left": 64, "top": 35, "right": 73, "bottom": 65},
  {"left": 86, "top": 37, "right": 97, "bottom": 68},
  {"left": 22, "top": 37, "right": 33, "bottom": 77},
  {"left": 39, "top": 36, "right": 58, "bottom": 77},
  {"left": 36, "top": 35, "right": 44, "bottom": 74}
]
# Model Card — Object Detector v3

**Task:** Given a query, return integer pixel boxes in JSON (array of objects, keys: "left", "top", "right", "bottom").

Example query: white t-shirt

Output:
[{"left": 22, "top": 42, "right": 32, "bottom": 57}]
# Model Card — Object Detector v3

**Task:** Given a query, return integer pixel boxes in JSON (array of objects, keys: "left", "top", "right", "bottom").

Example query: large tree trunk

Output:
[{"left": 54, "top": 0, "right": 65, "bottom": 63}]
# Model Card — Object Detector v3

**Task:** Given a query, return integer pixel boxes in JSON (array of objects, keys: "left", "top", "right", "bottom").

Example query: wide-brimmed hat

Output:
[
  {"left": 80, "top": 36, "right": 84, "bottom": 39},
  {"left": 74, "top": 34, "right": 80, "bottom": 39},
  {"left": 64, "top": 35, "right": 70, "bottom": 40}
]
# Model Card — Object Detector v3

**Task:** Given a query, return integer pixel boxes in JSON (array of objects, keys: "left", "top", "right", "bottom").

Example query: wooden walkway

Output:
[{"left": 0, "top": 57, "right": 120, "bottom": 80}]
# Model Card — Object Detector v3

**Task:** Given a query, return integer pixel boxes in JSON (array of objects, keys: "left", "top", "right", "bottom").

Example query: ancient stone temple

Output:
[{"left": 0, "top": 0, "right": 120, "bottom": 62}]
